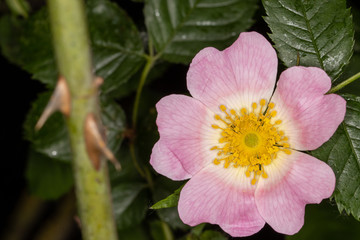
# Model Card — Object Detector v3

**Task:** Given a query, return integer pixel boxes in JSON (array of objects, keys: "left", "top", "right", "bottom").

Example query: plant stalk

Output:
[
  {"left": 132, "top": 56, "right": 156, "bottom": 127},
  {"left": 47, "top": 1, "right": 118, "bottom": 239},
  {"left": 328, "top": 72, "right": 360, "bottom": 94}
]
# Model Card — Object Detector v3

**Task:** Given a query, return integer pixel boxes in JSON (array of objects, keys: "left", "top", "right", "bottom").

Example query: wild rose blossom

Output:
[{"left": 150, "top": 32, "right": 346, "bottom": 237}]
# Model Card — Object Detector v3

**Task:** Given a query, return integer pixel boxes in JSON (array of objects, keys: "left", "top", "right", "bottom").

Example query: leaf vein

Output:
[
  {"left": 298, "top": 0, "right": 324, "bottom": 69},
  {"left": 274, "top": 37, "right": 317, "bottom": 54},
  {"left": 278, "top": 0, "right": 302, "bottom": 17},
  {"left": 319, "top": 34, "right": 346, "bottom": 59}
]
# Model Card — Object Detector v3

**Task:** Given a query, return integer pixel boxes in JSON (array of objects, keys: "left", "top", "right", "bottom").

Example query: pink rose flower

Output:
[{"left": 150, "top": 32, "right": 346, "bottom": 237}]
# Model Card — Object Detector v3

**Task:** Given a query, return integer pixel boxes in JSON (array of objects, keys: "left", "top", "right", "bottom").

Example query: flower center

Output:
[
  {"left": 211, "top": 99, "right": 291, "bottom": 185},
  {"left": 244, "top": 133, "right": 259, "bottom": 148}
]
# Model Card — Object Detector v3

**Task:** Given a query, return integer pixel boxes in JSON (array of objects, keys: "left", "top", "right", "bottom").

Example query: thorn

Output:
[
  {"left": 35, "top": 76, "right": 71, "bottom": 130},
  {"left": 94, "top": 76, "right": 104, "bottom": 88},
  {"left": 84, "top": 113, "right": 121, "bottom": 171}
]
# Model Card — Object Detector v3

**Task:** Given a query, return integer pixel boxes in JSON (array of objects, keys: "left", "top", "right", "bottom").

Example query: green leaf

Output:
[
  {"left": 100, "top": 96, "right": 127, "bottom": 154},
  {"left": 151, "top": 184, "right": 184, "bottom": 209},
  {"left": 117, "top": 224, "right": 150, "bottom": 240},
  {"left": 149, "top": 220, "right": 174, "bottom": 240},
  {"left": 109, "top": 146, "right": 150, "bottom": 230},
  {"left": 87, "top": 0, "right": 145, "bottom": 95},
  {"left": 287, "top": 202, "right": 360, "bottom": 240},
  {"left": 109, "top": 147, "right": 144, "bottom": 184},
  {"left": 111, "top": 60, "right": 171, "bottom": 99},
  {"left": 263, "top": 0, "right": 354, "bottom": 81},
  {"left": 144, "top": 0, "right": 258, "bottom": 63},
  {"left": 199, "top": 230, "right": 227, "bottom": 240},
  {"left": 352, "top": 7, "right": 360, "bottom": 54},
  {"left": 191, "top": 224, "right": 206, "bottom": 236},
  {"left": 112, "top": 182, "right": 149, "bottom": 230},
  {"left": 26, "top": 149, "right": 73, "bottom": 199},
  {"left": 311, "top": 94, "right": 360, "bottom": 221},
  {"left": 152, "top": 176, "right": 188, "bottom": 230},
  {"left": 0, "top": 11, "right": 57, "bottom": 87},
  {"left": 24, "top": 92, "right": 126, "bottom": 162},
  {"left": 5, "top": 0, "right": 30, "bottom": 18},
  {"left": 0, "top": 0, "right": 145, "bottom": 95}
]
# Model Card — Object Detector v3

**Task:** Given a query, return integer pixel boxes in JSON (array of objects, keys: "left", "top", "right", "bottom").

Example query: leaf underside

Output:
[
  {"left": 263, "top": 0, "right": 354, "bottom": 81},
  {"left": 145, "top": 0, "right": 258, "bottom": 63},
  {"left": 311, "top": 94, "right": 360, "bottom": 221}
]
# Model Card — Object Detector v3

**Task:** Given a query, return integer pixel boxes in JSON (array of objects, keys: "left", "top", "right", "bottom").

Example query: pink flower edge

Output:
[
  {"left": 187, "top": 32, "right": 278, "bottom": 112},
  {"left": 271, "top": 66, "right": 346, "bottom": 151},
  {"left": 178, "top": 164, "right": 265, "bottom": 237},
  {"left": 255, "top": 151, "right": 336, "bottom": 235},
  {"left": 150, "top": 94, "right": 218, "bottom": 179}
]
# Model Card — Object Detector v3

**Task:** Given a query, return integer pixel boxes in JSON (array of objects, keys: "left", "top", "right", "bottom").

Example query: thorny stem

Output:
[
  {"left": 328, "top": 72, "right": 360, "bottom": 94},
  {"left": 47, "top": 0, "right": 117, "bottom": 239}
]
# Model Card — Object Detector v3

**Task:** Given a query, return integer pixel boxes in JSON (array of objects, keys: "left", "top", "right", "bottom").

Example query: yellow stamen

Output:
[
  {"left": 260, "top": 99, "right": 266, "bottom": 106},
  {"left": 211, "top": 99, "right": 291, "bottom": 185},
  {"left": 252, "top": 103, "right": 257, "bottom": 110}
]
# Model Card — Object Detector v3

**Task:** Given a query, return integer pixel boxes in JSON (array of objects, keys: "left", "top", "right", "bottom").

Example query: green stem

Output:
[
  {"left": 129, "top": 143, "right": 146, "bottom": 179},
  {"left": 130, "top": 41, "right": 157, "bottom": 190},
  {"left": 47, "top": 1, "right": 117, "bottom": 240},
  {"left": 161, "top": 221, "right": 174, "bottom": 240},
  {"left": 129, "top": 143, "right": 154, "bottom": 191},
  {"left": 328, "top": 72, "right": 360, "bottom": 94},
  {"left": 132, "top": 55, "right": 156, "bottom": 127}
]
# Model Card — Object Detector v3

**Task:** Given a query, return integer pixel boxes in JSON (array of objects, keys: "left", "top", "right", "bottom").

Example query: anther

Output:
[
  {"left": 252, "top": 103, "right": 257, "bottom": 109},
  {"left": 268, "top": 102, "right": 275, "bottom": 109},
  {"left": 241, "top": 108, "right": 247, "bottom": 115},
  {"left": 220, "top": 105, "right": 227, "bottom": 112},
  {"left": 251, "top": 178, "right": 257, "bottom": 185},
  {"left": 260, "top": 99, "right": 266, "bottom": 106},
  {"left": 270, "top": 111, "right": 277, "bottom": 117},
  {"left": 213, "top": 159, "right": 220, "bottom": 165},
  {"left": 283, "top": 149, "right": 292, "bottom": 155}
]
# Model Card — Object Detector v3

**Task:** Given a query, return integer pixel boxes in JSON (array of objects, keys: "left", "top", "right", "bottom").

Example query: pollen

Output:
[{"left": 211, "top": 99, "right": 291, "bottom": 185}]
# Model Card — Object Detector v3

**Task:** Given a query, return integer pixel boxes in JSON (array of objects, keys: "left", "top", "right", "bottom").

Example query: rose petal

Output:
[
  {"left": 150, "top": 140, "right": 192, "bottom": 180},
  {"left": 187, "top": 32, "right": 277, "bottom": 112},
  {"left": 271, "top": 66, "right": 346, "bottom": 150},
  {"left": 178, "top": 164, "right": 265, "bottom": 237},
  {"left": 154, "top": 94, "right": 218, "bottom": 177},
  {"left": 255, "top": 151, "right": 335, "bottom": 235}
]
